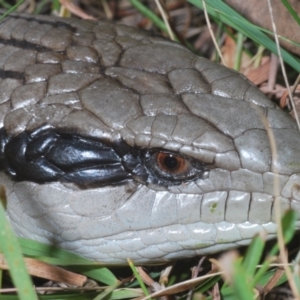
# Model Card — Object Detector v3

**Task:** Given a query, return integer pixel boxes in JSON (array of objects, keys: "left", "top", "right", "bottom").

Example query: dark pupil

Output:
[{"left": 164, "top": 155, "right": 178, "bottom": 169}]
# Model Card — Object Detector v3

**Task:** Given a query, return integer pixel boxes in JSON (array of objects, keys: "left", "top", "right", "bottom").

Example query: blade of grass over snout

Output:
[
  {"left": 253, "top": 210, "right": 297, "bottom": 286},
  {"left": 217, "top": 268, "right": 287, "bottom": 300},
  {"left": 229, "top": 234, "right": 267, "bottom": 299},
  {"left": 270, "top": 209, "right": 297, "bottom": 255},
  {"left": 188, "top": 0, "right": 300, "bottom": 72},
  {"left": 230, "top": 260, "right": 257, "bottom": 300},
  {"left": 0, "top": 187, "right": 38, "bottom": 300},
  {"left": 241, "top": 233, "right": 266, "bottom": 278},
  {"left": 215, "top": 234, "right": 265, "bottom": 300},
  {"left": 205, "top": 210, "right": 297, "bottom": 299},
  {"left": 19, "top": 238, "right": 118, "bottom": 286}
]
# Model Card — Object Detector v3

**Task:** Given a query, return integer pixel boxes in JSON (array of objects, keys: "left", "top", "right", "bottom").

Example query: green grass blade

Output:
[
  {"left": 269, "top": 209, "right": 297, "bottom": 257},
  {"left": 231, "top": 261, "right": 256, "bottom": 300},
  {"left": 241, "top": 233, "right": 265, "bottom": 279},
  {"left": 281, "top": 0, "right": 300, "bottom": 26},
  {"left": 93, "top": 281, "right": 120, "bottom": 300},
  {"left": 0, "top": 188, "right": 38, "bottom": 300},
  {"left": 234, "top": 32, "right": 244, "bottom": 71},
  {"left": 279, "top": 210, "right": 297, "bottom": 244},
  {"left": 253, "top": 210, "right": 297, "bottom": 285},
  {"left": 68, "top": 266, "right": 118, "bottom": 286},
  {"left": 0, "top": 0, "right": 23, "bottom": 20},
  {"left": 34, "top": 0, "right": 52, "bottom": 14},
  {"left": 110, "top": 288, "right": 144, "bottom": 299},
  {"left": 129, "top": 0, "right": 167, "bottom": 33},
  {"left": 194, "top": 275, "right": 221, "bottom": 294},
  {"left": 19, "top": 238, "right": 99, "bottom": 263},
  {"left": 0, "top": 289, "right": 144, "bottom": 300},
  {"left": 217, "top": 268, "right": 287, "bottom": 300},
  {"left": 19, "top": 238, "right": 118, "bottom": 285},
  {"left": 51, "top": 0, "right": 61, "bottom": 12},
  {"left": 127, "top": 259, "right": 151, "bottom": 299}
]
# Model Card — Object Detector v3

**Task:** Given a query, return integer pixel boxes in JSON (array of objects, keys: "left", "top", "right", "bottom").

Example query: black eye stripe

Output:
[
  {"left": 0, "top": 127, "right": 130, "bottom": 187},
  {"left": 0, "top": 126, "right": 208, "bottom": 188}
]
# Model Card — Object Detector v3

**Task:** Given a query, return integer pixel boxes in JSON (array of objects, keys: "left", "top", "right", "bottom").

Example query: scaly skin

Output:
[{"left": 0, "top": 11, "right": 299, "bottom": 264}]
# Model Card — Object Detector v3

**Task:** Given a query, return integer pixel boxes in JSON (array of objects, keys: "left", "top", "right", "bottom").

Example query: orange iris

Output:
[{"left": 155, "top": 152, "right": 190, "bottom": 175}]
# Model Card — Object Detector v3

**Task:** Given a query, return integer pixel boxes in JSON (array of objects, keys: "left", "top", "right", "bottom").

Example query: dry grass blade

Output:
[
  {"left": 266, "top": 0, "right": 300, "bottom": 131},
  {"left": 141, "top": 270, "right": 223, "bottom": 299},
  {"left": 202, "top": 0, "right": 226, "bottom": 65},
  {"left": 1, "top": 2, "right": 300, "bottom": 299},
  {"left": 0, "top": 254, "right": 87, "bottom": 286},
  {"left": 246, "top": 57, "right": 271, "bottom": 85},
  {"left": 154, "top": 0, "right": 175, "bottom": 40},
  {"left": 263, "top": 266, "right": 286, "bottom": 296},
  {"left": 267, "top": 0, "right": 300, "bottom": 298},
  {"left": 59, "top": 0, "right": 96, "bottom": 19}
]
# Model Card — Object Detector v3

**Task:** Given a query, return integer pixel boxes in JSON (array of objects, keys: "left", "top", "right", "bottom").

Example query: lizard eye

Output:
[
  {"left": 142, "top": 150, "right": 207, "bottom": 185},
  {"left": 155, "top": 152, "right": 190, "bottom": 175}
]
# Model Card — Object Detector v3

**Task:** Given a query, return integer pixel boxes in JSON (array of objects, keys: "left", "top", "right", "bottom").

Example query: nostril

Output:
[
  {"left": 292, "top": 184, "right": 300, "bottom": 201},
  {"left": 281, "top": 174, "right": 300, "bottom": 199}
]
